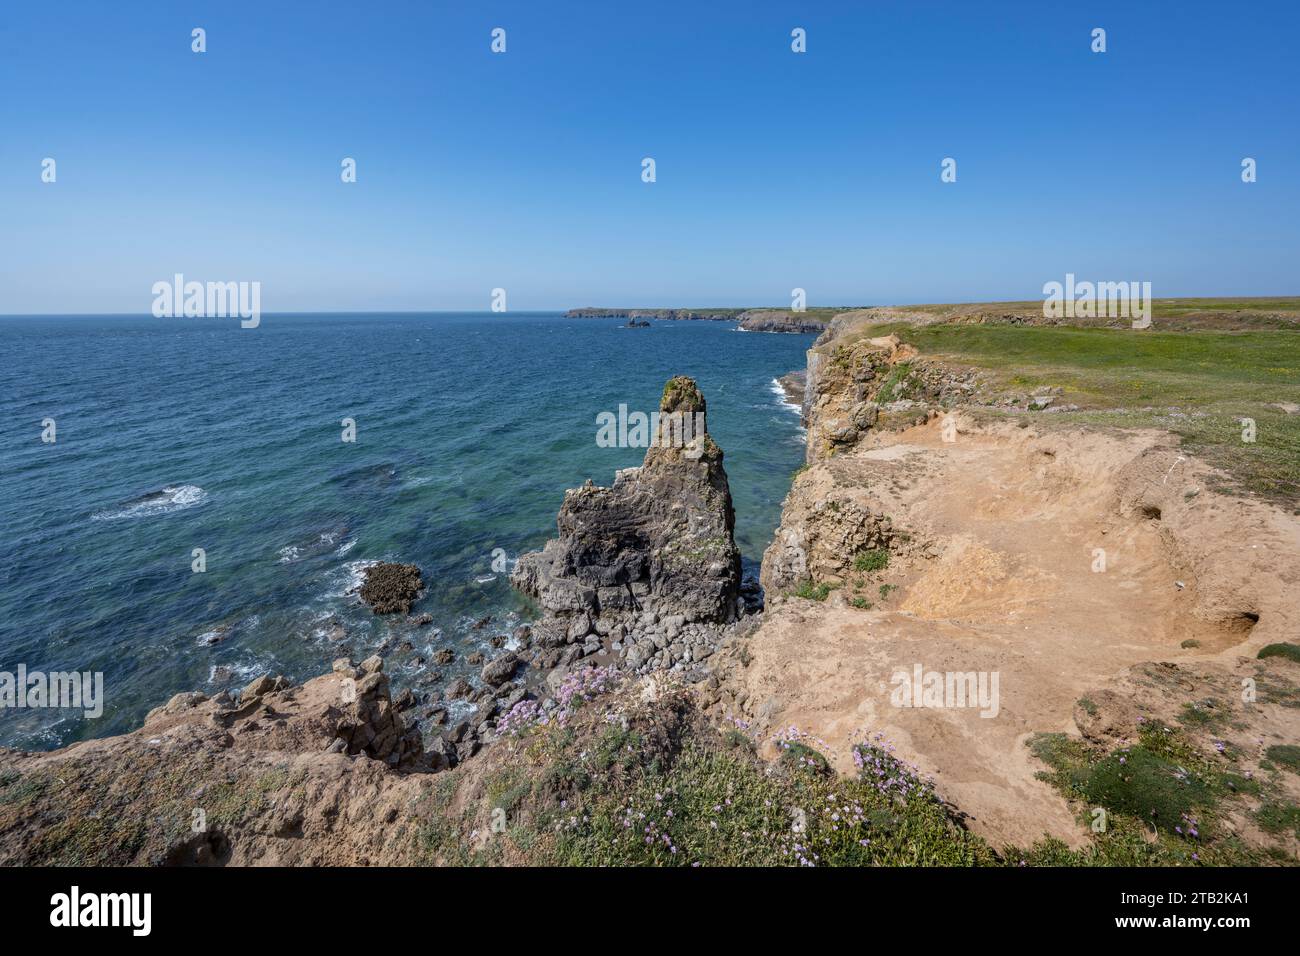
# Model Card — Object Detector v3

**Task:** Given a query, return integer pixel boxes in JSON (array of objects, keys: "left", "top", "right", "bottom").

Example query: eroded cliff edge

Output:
[{"left": 715, "top": 310, "right": 1300, "bottom": 851}]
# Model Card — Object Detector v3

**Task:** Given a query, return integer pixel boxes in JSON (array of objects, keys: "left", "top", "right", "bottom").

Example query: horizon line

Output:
[{"left": 4, "top": 293, "right": 1300, "bottom": 320}]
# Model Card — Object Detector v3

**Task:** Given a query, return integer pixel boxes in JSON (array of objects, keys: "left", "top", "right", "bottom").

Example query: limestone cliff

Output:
[{"left": 736, "top": 309, "right": 829, "bottom": 334}]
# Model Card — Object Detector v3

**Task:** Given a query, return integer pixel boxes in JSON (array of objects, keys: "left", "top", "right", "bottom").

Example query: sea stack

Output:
[{"left": 512, "top": 376, "right": 742, "bottom": 637}]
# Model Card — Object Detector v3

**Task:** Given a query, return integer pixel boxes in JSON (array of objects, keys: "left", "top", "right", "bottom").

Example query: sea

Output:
[{"left": 0, "top": 312, "right": 812, "bottom": 748}]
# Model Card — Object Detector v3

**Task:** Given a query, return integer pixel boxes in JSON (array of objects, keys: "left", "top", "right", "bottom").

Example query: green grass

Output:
[
  {"left": 1259, "top": 643, "right": 1300, "bottom": 664},
  {"left": 1082, "top": 747, "right": 1213, "bottom": 824},
  {"left": 1265, "top": 745, "right": 1300, "bottom": 773},
  {"left": 1179, "top": 698, "right": 1228, "bottom": 732},
  {"left": 855, "top": 323, "right": 1300, "bottom": 501},
  {"left": 896, "top": 325, "right": 1300, "bottom": 405},
  {"left": 1021, "top": 719, "right": 1297, "bottom": 865},
  {"left": 1255, "top": 801, "right": 1300, "bottom": 837},
  {"left": 1149, "top": 297, "right": 1300, "bottom": 318},
  {"left": 860, "top": 297, "right": 1300, "bottom": 326}
]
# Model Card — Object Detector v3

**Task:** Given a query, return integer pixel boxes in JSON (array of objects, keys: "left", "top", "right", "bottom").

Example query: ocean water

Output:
[{"left": 0, "top": 312, "right": 812, "bottom": 749}]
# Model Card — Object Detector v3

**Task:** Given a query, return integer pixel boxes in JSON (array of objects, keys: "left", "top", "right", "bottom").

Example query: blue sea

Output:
[{"left": 0, "top": 313, "right": 811, "bottom": 749}]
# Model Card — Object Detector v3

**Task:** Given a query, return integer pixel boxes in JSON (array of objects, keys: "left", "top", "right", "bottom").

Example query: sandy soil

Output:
[{"left": 727, "top": 415, "right": 1300, "bottom": 847}]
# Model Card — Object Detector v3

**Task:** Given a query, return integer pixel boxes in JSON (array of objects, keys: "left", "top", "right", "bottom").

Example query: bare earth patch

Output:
[{"left": 722, "top": 414, "right": 1300, "bottom": 848}]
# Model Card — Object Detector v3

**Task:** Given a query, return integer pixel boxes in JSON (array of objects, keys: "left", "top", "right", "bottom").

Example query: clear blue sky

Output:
[{"left": 2, "top": 0, "right": 1296, "bottom": 313}]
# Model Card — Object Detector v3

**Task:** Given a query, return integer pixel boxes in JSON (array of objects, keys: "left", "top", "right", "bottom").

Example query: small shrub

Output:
[
  {"left": 1258, "top": 643, "right": 1300, "bottom": 663},
  {"left": 793, "top": 580, "right": 836, "bottom": 601},
  {"left": 853, "top": 548, "right": 890, "bottom": 573},
  {"left": 774, "top": 727, "right": 832, "bottom": 776}
]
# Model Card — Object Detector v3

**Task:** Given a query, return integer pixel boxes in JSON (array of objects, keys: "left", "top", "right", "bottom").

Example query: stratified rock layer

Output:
[{"left": 512, "top": 377, "right": 742, "bottom": 635}]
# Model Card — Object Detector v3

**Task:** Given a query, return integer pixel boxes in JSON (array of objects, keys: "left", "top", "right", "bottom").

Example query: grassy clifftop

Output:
[{"left": 823, "top": 303, "right": 1300, "bottom": 503}]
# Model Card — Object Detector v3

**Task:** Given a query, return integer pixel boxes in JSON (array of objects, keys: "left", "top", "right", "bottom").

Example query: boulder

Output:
[{"left": 481, "top": 652, "right": 520, "bottom": 687}]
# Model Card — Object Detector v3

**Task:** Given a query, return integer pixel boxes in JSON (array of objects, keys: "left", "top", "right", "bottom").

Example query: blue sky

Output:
[{"left": 1, "top": 0, "right": 1297, "bottom": 313}]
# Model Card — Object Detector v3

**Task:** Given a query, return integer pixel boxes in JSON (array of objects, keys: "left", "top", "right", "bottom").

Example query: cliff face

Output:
[
  {"left": 763, "top": 321, "right": 988, "bottom": 594},
  {"left": 800, "top": 333, "right": 916, "bottom": 463},
  {"left": 736, "top": 309, "right": 829, "bottom": 334},
  {"left": 798, "top": 330, "right": 985, "bottom": 464},
  {"left": 512, "top": 376, "right": 742, "bottom": 631}
]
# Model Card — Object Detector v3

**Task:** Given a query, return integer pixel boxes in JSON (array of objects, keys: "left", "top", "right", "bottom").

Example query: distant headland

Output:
[{"left": 563, "top": 306, "right": 865, "bottom": 333}]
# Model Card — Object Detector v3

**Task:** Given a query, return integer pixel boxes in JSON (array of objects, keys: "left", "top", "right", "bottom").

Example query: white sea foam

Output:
[
  {"left": 92, "top": 484, "right": 207, "bottom": 521},
  {"left": 334, "top": 538, "right": 357, "bottom": 557},
  {"left": 445, "top": 698, "right": 477, "bottom": 721},
  {"left": 277, "top": 545, "right": 301, "bottom": 564},
  {"left": 326, "top": 558, "right": 378, "bottom": 599},
  {"left": 207, "top": 659, "right": 267, "bottom": 686},
  {"left": 770, "top": 377, "right": 802, "bottom": 415}
]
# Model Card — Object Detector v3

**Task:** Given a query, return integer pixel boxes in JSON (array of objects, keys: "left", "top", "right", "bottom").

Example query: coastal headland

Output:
[{"left": 4, "top": 298, "right": 1300, "bottom": 866}]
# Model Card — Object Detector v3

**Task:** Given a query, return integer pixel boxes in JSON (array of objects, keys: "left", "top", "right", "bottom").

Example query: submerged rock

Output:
[
  {"left": 512, "top": 376, "right": 742, "bottom": 631},
  {"left": 359, "top": 562, "right": 423, "bottom": 614}
]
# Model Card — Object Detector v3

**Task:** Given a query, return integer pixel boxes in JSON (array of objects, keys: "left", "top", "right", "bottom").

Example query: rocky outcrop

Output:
[
  {"left": 359, "top": 562, "right": 422, "bottom": 614},
  {"left": 0, "top": 657, "right": 437, "bottom": 865},
  {"left": 802, "top": 334, "right": 916, "bottom": 462},
  {"left": 760, "top": 482, "right": 902, "bottom": 596},
  {"left": 800, "top": 332, "right": 984, "bottom": 463},
  {"left": 737, "top": 309, "right": 830, "bottom": 334},
  {"left": 512, "top": 376, "right": 743, "bottom": 638},
  {"left": 763, "top": 321, "right": 985, "bottom": 594},
  {"left": 329, "top": 656, "right": 427, "bottom": 767}
]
